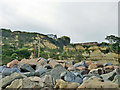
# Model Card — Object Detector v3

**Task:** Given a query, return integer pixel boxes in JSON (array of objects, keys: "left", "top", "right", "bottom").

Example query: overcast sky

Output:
[{"left": 0, "top": 0, "right": 118, "bottom": 43}]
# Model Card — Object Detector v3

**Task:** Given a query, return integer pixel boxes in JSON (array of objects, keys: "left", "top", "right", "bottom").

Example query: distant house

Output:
[
  {"left": 47, "top": 34, "right": 57, "bottom": 39},
  {"left": 80, "top": 42, "right": 98, "bottom": 45}
]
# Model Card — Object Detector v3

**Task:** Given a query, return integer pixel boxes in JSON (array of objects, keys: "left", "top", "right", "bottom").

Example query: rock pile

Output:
[{"left": 0, "top": 58, "right": 120, "bottom": 89}]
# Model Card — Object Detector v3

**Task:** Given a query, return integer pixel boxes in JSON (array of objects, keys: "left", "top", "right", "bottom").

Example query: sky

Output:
[{"left": 0, "top": 0, "right": 118, "bottom": 43}]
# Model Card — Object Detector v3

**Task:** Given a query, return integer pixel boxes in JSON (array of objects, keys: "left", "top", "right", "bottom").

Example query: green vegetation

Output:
[{"left": 0, "top": 29, "right": 120, "bottom": 65}]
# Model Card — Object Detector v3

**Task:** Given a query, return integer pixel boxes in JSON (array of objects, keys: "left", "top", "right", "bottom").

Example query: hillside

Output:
[{"left": 0, "top": 29, "right": 120, "bottom": 65}]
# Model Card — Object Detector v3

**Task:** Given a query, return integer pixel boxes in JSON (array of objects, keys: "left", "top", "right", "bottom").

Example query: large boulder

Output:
[
  {"left": 101, "top": 69, "right": 117, "bottom": 81},
  {"left": 6, "top": 78, "right": 41, "bottom": 88},
  {"left": 28, "top": 76, "right": 44, "bottom": 87},
  {"left": 7, "top": 59, "right": 19, "bottom": 68},
  {"left": 60, "top": 71, "right": 83, "bottom": 84},
  {"left": 49, "top": 64, "right": 67, "bottom": 80},
  {"left": 2, "top": 67, "right": 21, "bottom": 77},
  {"left": 54, "top": 79, "right": 80, "bottom": 89},
  {"left": 19, "top": 64, "right": 35, "bottom": 72},
  {"left": 77, "top": 76, "right": 119, "bottom": 89},
  {"left": 0, "top": 72, "right": 27, "bottom": 89},
  {"left": 19, "top": 59, "right": 37, "bottom": 66}
]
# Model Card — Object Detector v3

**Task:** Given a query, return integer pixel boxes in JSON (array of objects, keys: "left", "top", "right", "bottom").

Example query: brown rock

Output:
[
  {"left": 19, "top": 59, "right": 37, "bottom": 66},
  {"left": 54, "top": 79, "right": 80, "bottom": 89},
  {"left": 7, "top": 59, "right": 19, "bottom": 68},
  {"left": 77, "top": 76, "right": 119, "bottom": 89}
]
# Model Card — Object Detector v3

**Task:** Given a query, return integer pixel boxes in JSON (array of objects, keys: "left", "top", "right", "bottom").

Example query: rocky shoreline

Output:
[{"left": 0, "top": 58, "right": 120, "bottom": 89}]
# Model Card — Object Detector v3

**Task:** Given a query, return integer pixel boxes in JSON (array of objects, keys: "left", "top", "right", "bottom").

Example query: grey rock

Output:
[
  {"left": 19, "top": 64, "right": 35, "bottom": 72},
  {"left": 0, "top": 72, "right": 27, "bottom": 88},
  {"left": 2, "top": 67, "right": 21, "bottom": 77},
  {"left": 50, "top": 65, "right": 66, "bottom": 80},
  {"left": 42, "top": 75, "right": 55, "bottom": 87},
  {"left": 6, "top": 78, "right": 41, "bottom": 88},
  {"left": 61, "top": 71, "right": 83, "bottom": 84},
  {"left": 0, "top": 65, "right": 6, "bottom": 73}
]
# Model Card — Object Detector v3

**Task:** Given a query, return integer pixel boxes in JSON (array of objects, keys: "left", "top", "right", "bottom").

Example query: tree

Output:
[
  {"left": 105, "top": 35, "right": 119, "bottom": 44},
  {"left": 15, "top": 48, "right": 31, "bottom": 60},
  {"left": 57, "top": 36, "right": 70, "bottom": 46},
  {"left": 11, "top": 53, "right": 18, "bottom": 60}
]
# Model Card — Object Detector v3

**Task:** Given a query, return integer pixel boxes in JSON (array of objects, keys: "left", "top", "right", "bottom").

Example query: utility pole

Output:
[
  {"left": 38, "top": 39, "right": 40, "bottom": 57},
  {"left": 36, "top": 34, "right": 40, "bottom": 58},
  {"left": 34, "top": 40, "right": 37, "bottom": 58}
]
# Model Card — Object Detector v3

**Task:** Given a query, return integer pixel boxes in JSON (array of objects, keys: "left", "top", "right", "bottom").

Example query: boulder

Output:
[
  {"left": 0, "top": 72, "right": 27, "bottom": 88},
  {"left": 50, "top": 64, "right": 66, "bottom": 80},
  {"left": 0, "top": 65, "right": 6, "bottom": 73},
  {"left": 74, "top": 61, "right": 88, "bottom": 68},
  {"left": 104, "top": 65, "right": 114, "bottom": 73},
  {"left": 6, "top": 79, "right": 23, "bottom": 88},
  {"left": 7, "top": 59, "right": 19, "bottom": 68},
  {"left": 19, "top": 64, "right": 35, "bottom": 72},
  {"left": 89, "top": 68, "right": 104, "bottom": 75},
  {"left": 28, "top": 76, "right": 44, "bottom": 87},
  {"left": 2, "top": 67, "right": 21, "bottom": 77},
  {"left": 101, "top": 69, "right": 117, "bottom": 81},
  {"left": 60, "top": 71, "right": 83, "bottom": 84},
  {"left": 6, "top": 78, "right": 41, "bottom": 88},
  {"left": 54, "top": 79, "right": 80, "bottom": 89},
  {"left": 42, "top": 75, "right": 55, "bottom": 87},
  {"left": 19, "top": 59, "right": 37, "bottom": 66},
  {"left": 77, "top": 76, "right": 119, "bottom": 89}
]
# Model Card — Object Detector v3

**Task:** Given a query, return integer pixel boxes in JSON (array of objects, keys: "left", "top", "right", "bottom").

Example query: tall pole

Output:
[
  {"left": 34, "top": 43, "right": 36, "bottom": 58},
  {"left": 38, "top": 39, "right": 40, "bottom": 57}
]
